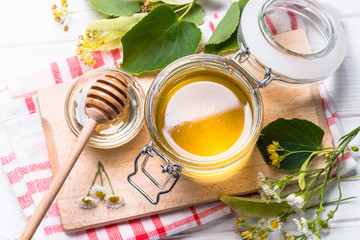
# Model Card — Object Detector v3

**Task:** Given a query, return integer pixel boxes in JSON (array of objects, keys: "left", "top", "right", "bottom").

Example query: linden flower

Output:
[
  {"left": 90, "top": 185, "right": 106, "bottom": 200},
  {"left": 241, "top": 231, "right": 253, "bottom": 239},
  {"left": 269, "top": 152, "right": 281, "bottom": 168},
  {"left": 267, "top": 217, "right": 282, "bottom": 232},
  {"left": 78, "top": 196, "right": 97, "bottom": 209},
  {"left": 105, "top": 194, "right": 124, "bottom": 209}
]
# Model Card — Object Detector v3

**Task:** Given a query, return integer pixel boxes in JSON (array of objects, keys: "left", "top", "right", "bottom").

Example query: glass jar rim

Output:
[
  {"left": 145, "top": 54, "right": 264, "bottom": 169},
  {"left": 259, "top": 0, "right": 337, "bottom": 60}
]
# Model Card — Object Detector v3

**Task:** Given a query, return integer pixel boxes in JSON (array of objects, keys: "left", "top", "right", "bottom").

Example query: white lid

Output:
[{"left": 239, "top": 0, "right": 346, "bottom": 83}]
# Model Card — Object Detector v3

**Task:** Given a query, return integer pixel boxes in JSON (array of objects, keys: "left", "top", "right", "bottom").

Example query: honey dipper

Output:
[{"left": 20, "top": 72, "right": 129, "bottom": 240}]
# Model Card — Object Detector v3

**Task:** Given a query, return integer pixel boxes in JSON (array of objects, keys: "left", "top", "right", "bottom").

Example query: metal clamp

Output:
[
  {"left": 127, "top": 142, "right": 182, "bottom": 205},
  {"left": 230, "top": 48, "right": 293, "bottom": 88}
]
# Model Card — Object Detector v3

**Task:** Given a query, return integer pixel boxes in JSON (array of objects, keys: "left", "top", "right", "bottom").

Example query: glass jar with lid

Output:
[{"left": 127, "top": 0, "right": 346, "bottom": 204}]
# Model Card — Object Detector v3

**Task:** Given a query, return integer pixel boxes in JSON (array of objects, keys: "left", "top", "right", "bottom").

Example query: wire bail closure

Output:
[
  {"left": 127, "top": 142, "right": 182, "bottom": 205},
  {"left": 230, "top": 48, "right": 293, "bottom": 88}
]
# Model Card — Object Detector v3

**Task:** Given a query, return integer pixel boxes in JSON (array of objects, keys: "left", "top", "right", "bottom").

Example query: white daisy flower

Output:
[
  {"left": 267, "top": 217, "right": 282, "bottom": 232},
  {"left": 261, "top": 184, "right": 273, "bottom": 196},
  {"left": 286, "top": 193, "right": 296, "bottom": 207},
  {"left": 293, "top": 218, "right": 302, "bottom": 231},
  {"left": 90, "top": 185, "right": 107, "bottom": 200},
  {"left": 294, "top": 195, "right": 305, "bottom": 209},
  {"left": 257, "top": 172, "right": 267, "bottom": 187},
  {"left": 258, "top": 218, "right": 268, "bottom": 227},
  {"left": 78, "top": 195, "right": 97, "bottom": 209},
  {"left": 271, "top": 192, "right": 281, "bottom": 203},
  {"left": 260, "top": 192, "right": 271, "bottom": 203},
  {"left": 297, "top": 218, "right": 319, "bottom": 239},
  {"left": 105, "top": 194, "right": 124, "bottom": 209}
]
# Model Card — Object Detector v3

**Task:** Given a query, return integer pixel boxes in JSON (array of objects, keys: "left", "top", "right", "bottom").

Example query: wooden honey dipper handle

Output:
[
  {"left": 19, "top": 118, "right": 98, "bottom": 240},
  {"left": 20, "top": 72, "right": 129, "bottom": 240}
]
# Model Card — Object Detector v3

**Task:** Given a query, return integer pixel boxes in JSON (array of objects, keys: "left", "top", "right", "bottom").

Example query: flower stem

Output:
[
  {"left": 98, "top": 161, "right": 104, "bottom": 186},
  {"left": 87, "top": 170, "right": 99, "bottom": 196},
  {"left": 99, "top": 161, "right": 115, "bottom": 194},
  {"left": 179, "top": 1, "right": 194, "bottom": 20}
]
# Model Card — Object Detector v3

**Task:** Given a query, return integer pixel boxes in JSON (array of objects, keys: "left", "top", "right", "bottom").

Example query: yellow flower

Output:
[
  {"left": 61, "top": 0, "right": 68, "bottom": 8},
  {"left": 241, "top": 231, "right": 253, "bottom": 239},
  {"left": 235, "top": 214, "right": 246, "bottom": 229},
  {"left": 52, "top": 8, "right": 64, "bottom": 17},
  {"left": 269, "top": 152, "right": 280, "bottom": 168},
  {"left": 266, "top": 144, "right": 276, "bottom": 154}
]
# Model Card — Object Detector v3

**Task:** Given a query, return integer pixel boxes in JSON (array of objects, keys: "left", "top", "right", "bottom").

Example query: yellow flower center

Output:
[
  {"left": 96, "top": 191, "right": 106, "bottom": 198},
  {"left": 271, "top": 220, "right": 279, "bottom": 229},
  {"left": 289, "top": 237, "right": 294, "bottom": 240},
  {"left": 82, "top": 197, "right": 92, "bottom": 204},
  {"left": 109, "top": 196, "right": 120, "bottom": 203}
]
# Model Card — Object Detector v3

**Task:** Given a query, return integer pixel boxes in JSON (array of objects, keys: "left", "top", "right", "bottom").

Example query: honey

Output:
[{"left": 155, "top": 69, "right": 253, "bottom": 161}]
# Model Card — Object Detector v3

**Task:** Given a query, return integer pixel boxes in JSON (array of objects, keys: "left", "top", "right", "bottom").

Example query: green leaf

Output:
[
  {"left": 87, "top": 13, "right": 147, "bottom": 32},
  {"left": 204, "top": 0, "right": 248, "bottom": 54},
  {"left": 158, "top": 0, "right": 193, "bottom": 5},
  {"left": 257, "top": 118, "right": 324, "bottom": 171},
  {"left": 120, "top": 5, "right": 202, "bottom": 74},
  {"left": 221, "top": 196, "right": 290, "bottom": 217},
  {"left": 298, "top": 153, "right": 314, "bottom": 190},
  {"left": 206, "top": 2, "right": 240, "bottom": 45},
  {"left": 87, "top": 0, "right": 140, "bottom": 17},
  {"left": 177, "top": 3, "right": 203, "bottom": 26},
  {"left": 203, "top": 30, "right": 238, "bottom": 55}
]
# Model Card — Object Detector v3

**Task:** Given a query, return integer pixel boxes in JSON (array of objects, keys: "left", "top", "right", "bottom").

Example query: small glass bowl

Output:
[{"left": 64, "top": 67, "right": 145, "bottom": 149}]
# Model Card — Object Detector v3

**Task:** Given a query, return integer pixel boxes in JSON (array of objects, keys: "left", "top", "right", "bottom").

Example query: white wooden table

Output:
[{"left": 1, "top": 0, "right": 360, "bottom": 239}]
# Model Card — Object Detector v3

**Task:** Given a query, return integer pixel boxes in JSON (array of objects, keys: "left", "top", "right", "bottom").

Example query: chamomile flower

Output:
[
  {"left": 257, "top": 172, "right": 267, "bottom": 187},
  {"left": 78, "top": 195, "right": 97, "bottom": 209},
  {"left": 284, "top": 232, "right": 295, "bottom": 240},
  {"left": 267, "top": 217, "right": 282, "bottom": 232},
  {"left": 260, "top": 191, "right": 271, "bottom": 203},
  {"left": 90, "top": 185, "right": 106, "bottom": 200},
  {"left": 286, "top": 193, "right": 296, "bottom": 206},
  {"left": 258, "top": 218, "right": 268, "bottom": 227},
  {"left": 294, "top": 195, "right": 305, "bottom": 209},
  {"left": 294, "top": 218, "right": 319, "bottom": 240},
  {"left": 105, "top": 194, "right": 124, "bottom": 209}
]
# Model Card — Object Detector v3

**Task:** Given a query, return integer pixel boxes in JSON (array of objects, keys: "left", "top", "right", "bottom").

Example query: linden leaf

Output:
[
  {"left": 203, "top": 30, "right": 238, "bottom": 55},
  {"left": 257, "top": 118, "right": 324, "bottom": 171},
  {"left": 120, "top": 5, "right": 202, "bottom": 74},
  {"left": 87, "top": 0, "right": 140, "bottom": 17},
  {"left": 87, "top": 13, "right": 147, "bottom": 32},
  {"left": 177, "top": 3, "right": 203, "bottom": 26},
  {"left": 221, "top": 196, "right": 290, "bottom": 217},
  {"left": 206, "top": 2, "right": 240, "bottom": 45},
  {"left": 157, "top": 0, "right": 193, "bottom": 5},
  {"left": 204, "top": 0, "right": 248, "bottom": 54}
]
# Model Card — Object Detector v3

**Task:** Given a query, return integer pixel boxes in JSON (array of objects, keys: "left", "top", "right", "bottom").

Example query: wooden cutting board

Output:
[{"left": 38, "top": 31, "right": 332, "bottom": 233}]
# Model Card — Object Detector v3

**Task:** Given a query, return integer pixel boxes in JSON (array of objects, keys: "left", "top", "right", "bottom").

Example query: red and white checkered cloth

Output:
[{"left": 0, "top": 4, "right": 356, "bottom": 240}]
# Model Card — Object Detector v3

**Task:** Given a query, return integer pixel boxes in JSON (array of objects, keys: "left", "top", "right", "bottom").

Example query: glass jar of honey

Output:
[{"left": 127, "top": 0, "right": 346, "bottom": 204}]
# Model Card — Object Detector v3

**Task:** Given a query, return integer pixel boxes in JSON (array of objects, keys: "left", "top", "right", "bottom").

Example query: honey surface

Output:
[{"left": 156, "top": 70, "right": 252, "bottom": 160}]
